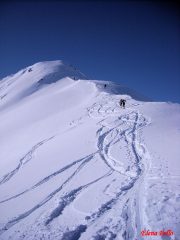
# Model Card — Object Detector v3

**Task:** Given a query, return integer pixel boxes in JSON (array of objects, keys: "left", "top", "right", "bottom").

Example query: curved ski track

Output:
[{"left": 0, "top": 93, "right": 151, "bottom": 240}]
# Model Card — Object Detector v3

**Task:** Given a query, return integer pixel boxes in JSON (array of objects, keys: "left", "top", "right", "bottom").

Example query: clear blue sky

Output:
[{"left": 0, "top": 1, "right": 179, "bottom": 102}]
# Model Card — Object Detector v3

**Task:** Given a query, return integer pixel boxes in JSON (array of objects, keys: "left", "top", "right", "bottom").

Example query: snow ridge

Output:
[{"left": 0, "top": 61, "right": 179, "bottom": 240}]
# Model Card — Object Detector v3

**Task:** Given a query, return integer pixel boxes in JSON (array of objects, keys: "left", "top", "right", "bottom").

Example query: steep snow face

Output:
[
  {"left": 0, "top": 62, "right": 180, "bottom": 240},
  {"left": 0, "top": 60, "right": 87, "bottom": 111}
]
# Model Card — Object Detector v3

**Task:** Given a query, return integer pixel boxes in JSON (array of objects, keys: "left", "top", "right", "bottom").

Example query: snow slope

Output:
[{"left": 0, "top": 61, "right": 179, "bottom": 240}]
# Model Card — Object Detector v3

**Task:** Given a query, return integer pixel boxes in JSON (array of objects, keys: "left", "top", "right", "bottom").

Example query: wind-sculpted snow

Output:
[{"left": 0, "top": 69, "right": 179, "bottom": 239}]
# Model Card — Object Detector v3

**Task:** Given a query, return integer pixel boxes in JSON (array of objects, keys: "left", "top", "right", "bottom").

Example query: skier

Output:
[
  {"left": 104, "top": 84, "right": 107, "bottom": 88},
  {"left": 119, "top": 99, "right": 126, "bottom": 108},
  {"left": 122, "top": 99, "right": 126, "bottom": 108}
]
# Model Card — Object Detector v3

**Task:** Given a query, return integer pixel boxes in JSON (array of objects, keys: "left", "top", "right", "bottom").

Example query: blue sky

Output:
[{"left": 0, "top": 1, "right": 179, "bottom": 102}]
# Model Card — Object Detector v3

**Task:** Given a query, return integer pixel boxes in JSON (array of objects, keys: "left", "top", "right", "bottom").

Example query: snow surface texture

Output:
[{"left": 0, "top": 61, "right": 180, "bottom": 240}]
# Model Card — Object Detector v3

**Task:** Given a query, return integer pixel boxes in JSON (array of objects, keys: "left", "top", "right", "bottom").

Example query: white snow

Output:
[{"left": 0, "top": 60, "right": 179, "bottom": 240}]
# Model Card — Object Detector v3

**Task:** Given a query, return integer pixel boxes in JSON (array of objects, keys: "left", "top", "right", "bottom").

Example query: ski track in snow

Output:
[
  {"left": 77, "top": 95, "right": 151, "bottom": 239},
  {"left": 0, "top": 153, "right": 98, "bottom": 234},
  {"left": 0, "top": 136, "right": 55, "bottom": 186},
  {"left": 0, "top": 152, "right": 97, "bottom": 204},
  {"left": 0, "top": 93, "right": 151, "bottom": 240}
]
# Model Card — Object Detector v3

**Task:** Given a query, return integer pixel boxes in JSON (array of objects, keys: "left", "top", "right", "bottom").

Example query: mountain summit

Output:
[
  {"left": 0, "top": 60, "right": 88, "bottom": 110},
  {"left": 0, "top": 60, "right": 148, "bottom": 112},
  {"left": 0, "top": 61, "right": 179, "bottom": 240}
]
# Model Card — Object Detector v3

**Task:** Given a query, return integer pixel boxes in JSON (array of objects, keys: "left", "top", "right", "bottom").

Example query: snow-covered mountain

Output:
[{"left": 0, "top": 60, "right": 179, "bottom": 240}]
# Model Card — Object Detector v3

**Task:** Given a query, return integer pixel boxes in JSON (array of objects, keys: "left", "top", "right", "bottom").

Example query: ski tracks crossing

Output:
[{"left": 0, "top": 92, "right": 151, "bottom": 240}]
